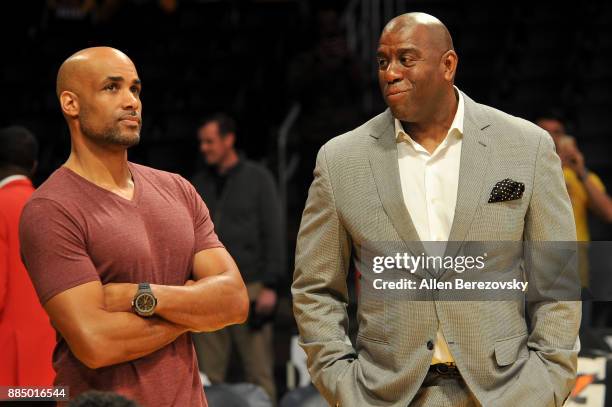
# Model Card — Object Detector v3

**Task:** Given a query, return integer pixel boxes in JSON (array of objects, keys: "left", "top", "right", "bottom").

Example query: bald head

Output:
[
  {"left": 382, "top": 12, "right": 453, "bottom": 55},
  {"left": 56, "top": 46, "right": 142, "bottom": 148},
  {"left": 377, "top": 13, "right": 458, "bottom": 124},
  {"left": 56, "top": 47, "right": 136, "bottom": 98}
]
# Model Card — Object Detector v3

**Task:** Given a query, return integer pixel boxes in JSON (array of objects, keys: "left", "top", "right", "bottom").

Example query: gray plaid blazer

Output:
[{"left": 292, "top": 91, "right": 580, "bottom": 407}]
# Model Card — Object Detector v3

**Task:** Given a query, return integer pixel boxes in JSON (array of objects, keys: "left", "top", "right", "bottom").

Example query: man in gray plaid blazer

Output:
[{"left": 292, "top": 12, "right": 580, "bottom": 407}]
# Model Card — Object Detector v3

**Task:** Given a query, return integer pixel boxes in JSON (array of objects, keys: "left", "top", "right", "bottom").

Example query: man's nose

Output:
[
  {"left": 122, "top": 89, "right": 140, "bottom": 110},
  {"left": 383, "top": 60, "right": 403, "bottom": 84}
]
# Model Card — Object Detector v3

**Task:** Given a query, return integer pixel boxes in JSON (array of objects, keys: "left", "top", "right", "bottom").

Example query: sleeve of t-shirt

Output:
[
  {"left": 589, "top": 172, "right": 606, "bottom": 192},
  {"left": 176, "top": 176, "right": 224, "bottom": 253},
  {"left": 0, "top": 214, "right": 8, "bottom": 313},
  {"left": 19, "top": 198, "right": 101, "bottom": 305}
]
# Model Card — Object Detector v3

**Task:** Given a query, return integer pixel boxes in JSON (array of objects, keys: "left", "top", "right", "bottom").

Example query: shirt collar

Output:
[
  {"left": 0, "top": 174, "right": 29, "bottom": 189},
  {"left": 395, "top": 86, "right": 465, "bottom": 146}
]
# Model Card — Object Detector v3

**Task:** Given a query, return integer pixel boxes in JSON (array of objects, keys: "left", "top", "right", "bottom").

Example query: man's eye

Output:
[
  {"left": 377, "top": 59, "right": 387, "bottom": 68},
  {"left": 131, "top": 86, "right": 141, "bottom": 95},
  {"left": 105, "top": 84, "right": 117, "bottom": 91},
  {"left": 400, "top": 57, "right": 416, "bottom": 66}
]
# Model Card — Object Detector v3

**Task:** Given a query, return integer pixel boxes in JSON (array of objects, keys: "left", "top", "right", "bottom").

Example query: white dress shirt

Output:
[{"left": 395, "top": 87, "right": 464, "bottom": 364}]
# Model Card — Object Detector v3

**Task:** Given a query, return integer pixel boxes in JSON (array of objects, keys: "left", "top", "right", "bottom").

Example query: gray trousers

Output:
[{"left": 193, "top": 322, "right": 276, "bottom": 403}]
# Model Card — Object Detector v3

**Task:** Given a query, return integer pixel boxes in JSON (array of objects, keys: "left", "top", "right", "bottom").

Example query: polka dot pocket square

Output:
[{"left": 487, "top": 178, "right": 525, "bottom": 203}]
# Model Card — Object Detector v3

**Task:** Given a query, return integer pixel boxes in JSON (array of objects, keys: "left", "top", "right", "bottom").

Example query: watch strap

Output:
[{"left": 138, "top": 282, "right": 152, "bottom": 293}]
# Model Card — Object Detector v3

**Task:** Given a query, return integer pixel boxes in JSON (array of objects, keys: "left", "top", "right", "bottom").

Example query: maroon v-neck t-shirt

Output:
[{"left": 19, "top": 162, "right": 224, "bottom": 406}]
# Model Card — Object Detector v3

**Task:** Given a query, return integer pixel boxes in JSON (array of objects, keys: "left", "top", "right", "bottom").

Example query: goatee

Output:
[{"left": 81, "top": 122, "right": 140, "bottom": 148}]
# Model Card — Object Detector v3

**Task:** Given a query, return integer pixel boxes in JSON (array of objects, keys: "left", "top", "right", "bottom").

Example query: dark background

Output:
[
  {"left": 2, "top": 1, "right": 611, "bottom": 237},
  {"left": 2, "top": 0, "right": 611, "bottom": 400}
]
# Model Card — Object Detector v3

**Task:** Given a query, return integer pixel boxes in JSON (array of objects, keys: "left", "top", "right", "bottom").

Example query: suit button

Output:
[{"left": 427, "top": 340, "right": 434, "bottom": 350}]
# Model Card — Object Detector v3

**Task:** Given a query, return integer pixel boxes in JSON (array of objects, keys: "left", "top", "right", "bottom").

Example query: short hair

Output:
[
  {"left": 0, "top": 126, "right": 38, "bottom": 172},
  {"left": 534, "top": 108, "right": 565, "bottom": 125},
  {"left": 68, "top": 391, "right": 141, "bottom": 407},
  {"left": 201, "top": 113, "right": 237, "bottom": 137}
]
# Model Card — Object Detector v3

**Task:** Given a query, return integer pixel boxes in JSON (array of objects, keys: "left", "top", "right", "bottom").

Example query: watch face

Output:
[{"left": 135, "top": 293, "right": 156, "bottom": 314}]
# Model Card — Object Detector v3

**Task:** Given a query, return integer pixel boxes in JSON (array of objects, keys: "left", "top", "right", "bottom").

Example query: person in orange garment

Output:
[{"left": 0, "top": 125, "right": 55, "bottom": 386}]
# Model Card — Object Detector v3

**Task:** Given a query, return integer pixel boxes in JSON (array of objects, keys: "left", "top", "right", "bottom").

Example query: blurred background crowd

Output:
[{"left": 1, "top": 0, "right": 612, "bottom": 406}]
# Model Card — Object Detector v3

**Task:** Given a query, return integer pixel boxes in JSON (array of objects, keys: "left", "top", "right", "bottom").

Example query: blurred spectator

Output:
[
  {"left": 537, "top": 114, "right": 612, "bottom": 241},
  {"left": 537, "top": 114, "right": 612, "bottom": 327},
  {"left": 0, "top": 126, "right": 56, "bottom": 387},
  {"left": 69, "top": 390, "right": 141, "bottom": 407},
  {"left": 191, "top": 113, "right": 283, "bottom": 403}
]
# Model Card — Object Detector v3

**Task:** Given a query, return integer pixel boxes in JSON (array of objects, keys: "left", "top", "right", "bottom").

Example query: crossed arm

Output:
[
  {"left": 44, "top": 247, "right": 248, "bottom": 369},
  {"left": 102, "top": 247, "right": 249, "bottom": 332}
]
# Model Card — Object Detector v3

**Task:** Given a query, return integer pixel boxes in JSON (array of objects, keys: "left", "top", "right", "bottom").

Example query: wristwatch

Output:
[{"left": 132, "top": 283, "right": 157, "bottom": 317}]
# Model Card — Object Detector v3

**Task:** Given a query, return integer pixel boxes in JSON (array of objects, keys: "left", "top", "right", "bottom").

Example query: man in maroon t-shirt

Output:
[{"left": 18, "top": 47, "right": 249, "bottom": 407}]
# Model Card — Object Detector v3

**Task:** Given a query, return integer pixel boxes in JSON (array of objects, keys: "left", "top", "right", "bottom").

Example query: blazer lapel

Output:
[
  {"left": 442, "top": 93, "right": 492, "bottom": 272},
  {"left": 367, "top": 109, "right": 434, "bottom": 279}
]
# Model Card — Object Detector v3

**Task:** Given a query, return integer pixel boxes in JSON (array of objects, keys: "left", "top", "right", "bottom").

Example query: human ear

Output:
[
  {"left": 60, "top": 91, "right": 79, "bottom": 118},
  {"left": 226, "top": 133, "right": 236, "bottom": 149},
  {"left": 441, "top": 50, "right": 458, "bottom": 82}
]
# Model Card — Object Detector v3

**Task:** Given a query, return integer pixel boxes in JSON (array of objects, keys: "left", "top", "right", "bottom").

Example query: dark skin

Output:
[
  {"left": 45, "top": 47, "right": 249, "bottom": 370},
  {"left": 377, "top": 13, "right": 459, "bottom": 154}
]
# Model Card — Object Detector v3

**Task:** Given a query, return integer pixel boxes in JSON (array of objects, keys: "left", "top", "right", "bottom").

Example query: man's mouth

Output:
[
  {"left": 386, "top": 88, "right": 409, "bottom": 97},
  {"left": 119, "top": 116, "right": 141, "bottom": 125},
  {"left": 119, "top": 117, "right": 140, "bottom": 122}
]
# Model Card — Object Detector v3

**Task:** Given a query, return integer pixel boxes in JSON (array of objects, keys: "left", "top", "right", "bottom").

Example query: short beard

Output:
[
  {"left": 80, "top": 112, "right": 140, "bottom": 148},
  {"left": 87, "top": 124, "right": 140, "bottom": 148}
]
